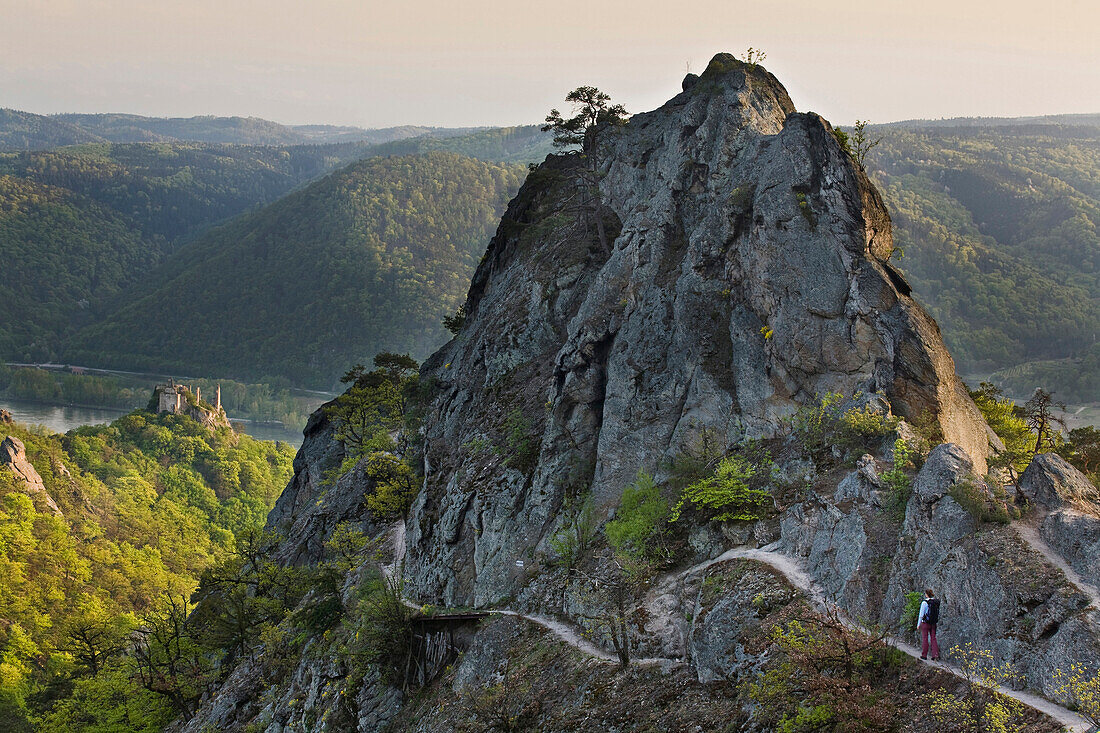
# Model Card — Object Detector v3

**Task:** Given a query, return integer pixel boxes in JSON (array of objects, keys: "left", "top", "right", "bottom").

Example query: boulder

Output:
[
  {"left": 1019, "top": 453, "right": 1100, "bottom": 512},
  {"left": 913, "top": 443, "right": 973, "bottom": 504}
]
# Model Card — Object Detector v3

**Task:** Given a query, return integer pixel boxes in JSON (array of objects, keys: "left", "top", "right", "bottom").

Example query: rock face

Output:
[
  {"left": 1020, "top": 453, "right": 1100, "bottom": 512},
  {"left": 405, "top": 53, "right": 994, "bottom": 606},
  {"left": 0, "top": 435, "right": 62, "bottom": 516},
  {"left": 778, "top": 443, "right": 1100, "bottom": 697},
  {"left": 1020, "top": 453, "right": 1100, "bottom": 593},
  {"left": 265, "top": 402, "right": 353, "bottom": 565}
]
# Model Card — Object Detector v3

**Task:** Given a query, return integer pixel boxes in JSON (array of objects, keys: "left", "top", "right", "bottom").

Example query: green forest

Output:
[
  {"left": 867, "top": 120, "right": 1100, "bottom": 402},
  {"left": 0, "top": 141, "right": 374, "bottom": 362},
  {"left": 0, "top": 108, "right": 482, "bottom": 149},
  {"left": 1, "top": 114, "right": 1096, "bottom": 403},
  {"left": 70, "top": 152, "right": 526, "bottom": 387},
  {"left": 0, "top": 410, "right": 295, "bottom": 731}
]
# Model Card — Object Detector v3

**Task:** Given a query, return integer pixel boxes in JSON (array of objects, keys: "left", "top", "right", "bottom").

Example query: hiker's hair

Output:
[{"left": 925, "top": 588, "right": 935, "bottom": 597}]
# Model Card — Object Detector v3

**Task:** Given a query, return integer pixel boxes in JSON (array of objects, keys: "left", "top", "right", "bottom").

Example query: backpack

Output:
[{"left": 926, "top": 598, "right": 941, "bottom": 625}]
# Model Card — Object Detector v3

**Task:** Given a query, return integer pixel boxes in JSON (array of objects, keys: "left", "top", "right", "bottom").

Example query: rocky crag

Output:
[
  {"left": 405, "top": 51, "right": 995, "bottom": 607},
  {"left": 0, "top": 434, "right": 63, "bottom": 515},
  {"left": 182, "top": 54, "right": 1098, "bottom": 732}
]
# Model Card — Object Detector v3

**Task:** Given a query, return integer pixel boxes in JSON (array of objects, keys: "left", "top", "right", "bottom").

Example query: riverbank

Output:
[{"left": 0, "top": 397, "right": 304, "bottom": 447}]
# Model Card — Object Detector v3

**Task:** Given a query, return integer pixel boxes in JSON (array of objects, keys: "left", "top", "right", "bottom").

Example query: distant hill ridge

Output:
[{"left": 0, "top": 107, "right": 487, "bottom": 149}]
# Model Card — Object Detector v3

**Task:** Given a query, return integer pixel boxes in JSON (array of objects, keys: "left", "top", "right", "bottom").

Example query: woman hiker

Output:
[{"left": 918, "top": 588, "right": 941, "bottom": 661}]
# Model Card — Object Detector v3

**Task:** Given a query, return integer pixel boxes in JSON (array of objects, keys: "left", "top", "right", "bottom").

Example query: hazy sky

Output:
[{"left": 2, "top": 0, "right": 1097, "bottom": 128}]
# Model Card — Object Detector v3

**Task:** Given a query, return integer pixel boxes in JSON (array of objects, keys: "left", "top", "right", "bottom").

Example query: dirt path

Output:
[
  {"left": 491, "top": 609, "right": 619, "bottom": 663},
  {"left": 386, "top": 526, "right": 1090, "bottom": 731},
  {"left": 1014, "top": 519, "right": 1100, "bottom": 609},
  {"left": 697, "top": 546, "right": 1093, "bottom": 733}
]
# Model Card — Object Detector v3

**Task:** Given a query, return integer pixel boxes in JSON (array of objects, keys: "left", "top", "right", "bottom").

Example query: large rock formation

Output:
[
  {"left": 1020, "top": 453, "right": 1100, "bottom": 593},
  {"left": 0, "top": 435, "right": 62, "bottom": 516},
  {"left": 405, "top": 53, "right": 995, "bottom": 606}
]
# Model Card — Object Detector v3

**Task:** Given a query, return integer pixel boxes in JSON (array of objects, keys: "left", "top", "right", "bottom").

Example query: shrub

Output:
[
  {"left": 1052, "top": 663, "right": 1100, "bottom": 729},
  {"left": 671, "top": 456, "right": 771, "bottom": 523},
  {"left": 900, "top": 591, "right": 923, "bottom": 633},
  {"left": 882, "top": 439, "right": 913, "bottom": 520},
  {"left": 948, "top": 479, "right": 1010, "bottom": 525},
  {"left": 666, "top": 426, "right": 726, "bottom": 488},
  {"left": 605, "top": 472, "right": 669, "bottom": 566},
  {"left": 549, "top": 494, "right": 598, "bottom": 570},
  {"left": 749, "top": 608, "right": 896, "bottom": 732},
  {"left": 790, "top": 392, "right": 897, "bottom": 462},
  {"left": 364, "top": 453, "right": 419, "bottom": 519},
  {"left": 927, "top": 644, "right": 1024, "bottom": 732},
  {"left": 502, "top": 409, "right": 538, "bottom": 474},
  {"left": 345, "top": 574, "right": 417, "bottom": 689}
]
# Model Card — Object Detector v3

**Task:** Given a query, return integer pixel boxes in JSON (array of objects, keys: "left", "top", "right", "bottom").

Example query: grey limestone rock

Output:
[
  {"left": 405, "top": 52, "right": 994, "bottom": 607},
  {"left": 689, "top": 561, "right": 800, "bottom": 683},
  {"left": 834, "top": 454, "right": 882, "bottom": 505},
  {"left": 1019, "top": 453, "right": 1100, "bottom": 512},
  {"left": 1041, "top": 509, "right": 1100, "bottom": 592},
  {"left": 265, "top": 401, "right": 368, "bottom": 566},
  {"left": 913, "top": 443, "right": 974, "bottom": 504}
]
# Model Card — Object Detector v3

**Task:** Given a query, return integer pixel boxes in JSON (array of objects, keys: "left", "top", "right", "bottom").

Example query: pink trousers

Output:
[{"left": 919, "top": 622, "right": 939, "bottom": 659}]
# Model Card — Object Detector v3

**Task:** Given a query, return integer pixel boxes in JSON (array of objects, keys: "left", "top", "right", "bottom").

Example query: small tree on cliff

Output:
[
  {"left": 851, "top": 119, "right": 881, "bottom": 167},
  {"left": 326, "top": 352, "right": 419, "bottom": 456},
  {"left": 1023, "top": 388, "right": 1066, "bottom": 455},
  {"left": 542, "top": 87, "right": 627, "bottom": 252},
  {"left": 543, "top": 86, "right": 627, "bottom": 153}
]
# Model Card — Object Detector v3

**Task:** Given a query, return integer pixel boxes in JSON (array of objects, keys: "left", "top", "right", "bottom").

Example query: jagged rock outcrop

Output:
[
  {"left": 405, "top": 53, "right": 995, "bottom": 607},
  {"left": 0, "top": 435, "right": 62, "bottom": 516},
  {"left": 182, "top": 56, "right": 1100, "bottom": 733},
  {"left": 265, "top": 402, "right": 352, "bottom": 565},
  {"left": 1020, "top": 453, "right": 1100, "bottom": 593},
  {"left": 1020, "top": 453, "right": 1100, "bottom": 512},
  {"left": 779, "top": 443, "right": 1100, "bottom": 697}
]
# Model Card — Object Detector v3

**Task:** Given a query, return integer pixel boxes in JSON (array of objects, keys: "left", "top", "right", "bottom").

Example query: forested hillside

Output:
[
  {"left": 71, "top": 152, "right": 526, "bottom": 387},
  {"left": 868, "top": 119, "right": 1100, "bottom": 402},
  {"left": 0, "top": 411, "right": 295, "bottom": 731},
  {"left": 0, "top": 109, "right": 480, "bottom": 149},
  {"left": 0, "top": 142, "right": 370, "bottom": 361},
  {"left": 367, "top": 124, "right": 554, "bottom": 164},
  {"left": 0, "top": 109, "right": 104, "bottom": 150},
  {"left": 3, "top": 108, "right": 1097, "bottom": 403}
]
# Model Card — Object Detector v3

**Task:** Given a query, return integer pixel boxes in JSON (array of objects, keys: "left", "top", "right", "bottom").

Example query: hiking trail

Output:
[
  {"left": 385, "top": 522, "right": 1091, "bottom": 731},
  {"left": 1014, "top": 517, "right": 1100, "bottom": 609}
]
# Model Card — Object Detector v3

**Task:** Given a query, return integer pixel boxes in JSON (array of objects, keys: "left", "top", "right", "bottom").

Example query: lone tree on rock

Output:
[
  {"left": 542, "top": 87, "right": 627, "bottom": 252},
  {"left": 1024, "top": 387, "right": 1066, "bottom": 454},
  {"left": 542, "top": 86, "right": 627, "bottom": 153}
]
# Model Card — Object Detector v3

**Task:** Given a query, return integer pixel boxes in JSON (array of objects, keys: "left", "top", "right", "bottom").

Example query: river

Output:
[{"left": 0, "top": 398, "right": 304, "bottom": 447}]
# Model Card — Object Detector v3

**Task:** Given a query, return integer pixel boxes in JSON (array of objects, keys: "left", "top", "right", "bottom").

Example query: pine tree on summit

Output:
[
  {"left": 542, "top": 86, "right": 627, "bottom": 153},
  {"left": 542, "top": 87, "right": 628, "bottom": 253}
]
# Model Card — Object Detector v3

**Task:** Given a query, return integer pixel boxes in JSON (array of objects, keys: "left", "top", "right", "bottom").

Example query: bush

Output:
[
  {"left": 549, "top": 494, "right": 597, "bottom": 570},
  {"left": 666, "top": 426, "right": 725, "bottom": 488},
  {"left": 671, "top": 456, "right": 771, "bottom": 523},
  {"left": 364, "top": 453, "right": 419, "bottom": 520},
  {"left": 503, "top": 409, "right": 538, "bottom": 474},
  {"left": 343, "top": 573, "right": 417, "bottom": 689},
  {"left": 790, "top": 392, "right": 897, "bottom": 462},
  {"left": 948, "top": 479, "right": 1010, "bottom": 525},
  {"left": 882, "top": 439, "right": 913, "bottom": 520},
  {"left": 900, "top": 591, "right": 923, "bottom": 633},
  {"left": 605, "top": 472, "right": 669, "bottom": 566}
]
